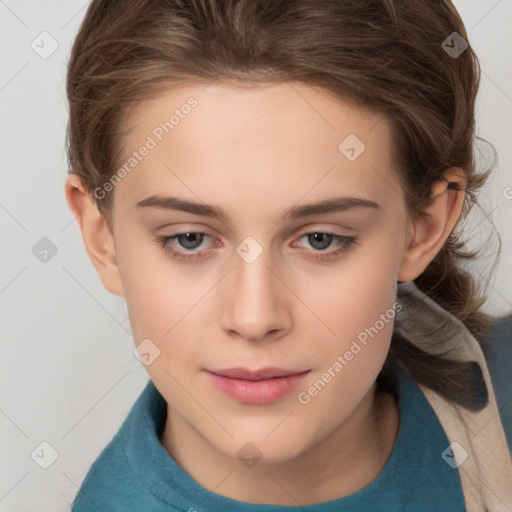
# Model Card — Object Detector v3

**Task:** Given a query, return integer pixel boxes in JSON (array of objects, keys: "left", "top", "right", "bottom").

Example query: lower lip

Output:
[{"left": 206, "top": 371, "right": 310, "bottom": 405}]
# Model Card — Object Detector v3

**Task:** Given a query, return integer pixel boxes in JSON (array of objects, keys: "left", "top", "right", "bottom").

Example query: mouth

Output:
[{"left": 205, "top": 367, "right": 310, "bottom": 405}]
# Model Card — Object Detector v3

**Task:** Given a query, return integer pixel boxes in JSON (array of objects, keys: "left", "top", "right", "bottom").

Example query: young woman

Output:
[{"left": 64, "top": 0, "right": 512, "bottom": 510}]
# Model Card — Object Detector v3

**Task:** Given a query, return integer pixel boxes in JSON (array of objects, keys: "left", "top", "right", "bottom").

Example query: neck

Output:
[{"left": 160, "top": 383, "right": 399, "bottom": 506}]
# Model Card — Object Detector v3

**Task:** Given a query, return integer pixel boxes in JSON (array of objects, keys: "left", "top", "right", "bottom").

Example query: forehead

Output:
[{"left": 113, "top": 81, "right": 401, "bottom": 218}]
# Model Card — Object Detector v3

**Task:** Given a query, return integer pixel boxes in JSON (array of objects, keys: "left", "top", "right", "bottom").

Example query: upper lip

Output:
[{"left": 208, "top": 367, "right": 309, "bottom": 381}]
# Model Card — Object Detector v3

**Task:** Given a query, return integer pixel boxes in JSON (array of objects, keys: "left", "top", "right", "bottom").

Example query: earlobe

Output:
[
  {"left": 64, "top": 174, "right": 125, "bottom": 296},
  {"left": 398, "top": 167, "right": 466, "bottom": 283}
]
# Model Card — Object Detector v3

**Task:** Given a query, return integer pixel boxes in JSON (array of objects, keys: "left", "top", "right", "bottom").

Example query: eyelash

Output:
[{"left": 155, "top": 231, "right": 357, "bottom": 263}]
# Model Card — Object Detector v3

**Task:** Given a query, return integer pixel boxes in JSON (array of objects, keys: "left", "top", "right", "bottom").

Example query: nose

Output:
[{"left": 220, "top": 248, "right": 292, "bottom": 343}]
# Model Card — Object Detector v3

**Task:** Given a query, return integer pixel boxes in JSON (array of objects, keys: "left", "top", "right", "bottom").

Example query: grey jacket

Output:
[{"left": 396, "top": 282, "right": 512, "bottom": 512}]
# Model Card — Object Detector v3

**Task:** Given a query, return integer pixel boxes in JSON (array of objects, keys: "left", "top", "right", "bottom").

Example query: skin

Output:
[{"left": 65, "top": 81, "right": 466, "bottom": 506}]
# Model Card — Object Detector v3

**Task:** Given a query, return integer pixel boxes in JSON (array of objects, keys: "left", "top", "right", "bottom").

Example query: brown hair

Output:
[{"left": 66, "top": 0, "right": 498, "bottom": 410}]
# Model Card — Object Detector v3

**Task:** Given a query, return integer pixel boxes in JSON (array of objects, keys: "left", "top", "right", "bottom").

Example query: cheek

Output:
[
  {"left": 115, "top": 235, "right": 205, "bottom": 359},
  {"left": 294, "top": 239, "right": 400, "bottom": 402},
  {"left": 305, "top": 243, "right": 400, "bottom": 341},
  {"left": 295, "top": 257, "right": 398, "bottom": 424},
  {"left": 125, "top": 276, "right": 208, "bottom": 354}
]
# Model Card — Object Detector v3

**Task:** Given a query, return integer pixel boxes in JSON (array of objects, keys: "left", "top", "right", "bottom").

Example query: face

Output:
[{"left": 108, "top": 82, "right": 411, "bottom": 463}]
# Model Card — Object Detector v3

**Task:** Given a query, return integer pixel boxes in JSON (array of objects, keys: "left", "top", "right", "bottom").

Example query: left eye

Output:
[
  {"left": 293, "top": 232, "right": 357, "bottom": 261},
  {"left": 155, "top": 231, "right": 356, "bottom": 263}
]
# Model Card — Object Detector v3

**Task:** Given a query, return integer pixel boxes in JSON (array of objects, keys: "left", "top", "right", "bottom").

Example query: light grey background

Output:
[{"left": 1, "top": 1, "right": 511, "bottom": 510}]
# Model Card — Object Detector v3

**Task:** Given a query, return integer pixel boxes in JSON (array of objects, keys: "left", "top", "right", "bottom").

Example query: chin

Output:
[{"left": 216, "top": 432, "right": 312, "bottom": 467}]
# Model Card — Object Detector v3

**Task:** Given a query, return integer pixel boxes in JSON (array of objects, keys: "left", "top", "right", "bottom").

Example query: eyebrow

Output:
[{"left": 135, "top": 195, "right": 380, "bottom": 226}]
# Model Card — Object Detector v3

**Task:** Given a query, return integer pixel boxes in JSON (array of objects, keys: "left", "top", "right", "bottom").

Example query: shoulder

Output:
[
  {"left": 71, "top": 379, "right": 163, "bottom": 511},
  {"left": 481, "top": 314, "right": 512, "bottom": 454},
  {"left": 71, "top": 430, "right": 138, "bottom": 511}
]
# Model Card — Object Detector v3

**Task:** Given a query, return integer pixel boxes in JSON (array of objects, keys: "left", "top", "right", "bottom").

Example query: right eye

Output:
[{"left": 155, "top": 232, "right": 218, "bottom": 262}]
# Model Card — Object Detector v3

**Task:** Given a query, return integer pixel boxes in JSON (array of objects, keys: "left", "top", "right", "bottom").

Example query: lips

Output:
[
  {"left": 209, "top": 367, "right": 306, "bottom": 381},
  {"left": 206, "top": 367, "right": 310, "bottom": 405}
]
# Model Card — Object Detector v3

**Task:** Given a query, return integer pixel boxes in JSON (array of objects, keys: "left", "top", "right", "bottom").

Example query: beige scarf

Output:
[{"left": 395, "top": 282, "right": 512, "bottom": 511}]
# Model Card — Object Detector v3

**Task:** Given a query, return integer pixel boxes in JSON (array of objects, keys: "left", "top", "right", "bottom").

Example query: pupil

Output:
[
  {"left": 310, "top": 233, "right": 332, "bottom": 250},
  {"left": 180, "top": 232, "right": 203, "bottom": 249}
]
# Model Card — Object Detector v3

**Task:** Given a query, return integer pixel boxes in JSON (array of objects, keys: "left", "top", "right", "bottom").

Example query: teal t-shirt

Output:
[{"left": 71, "top": 367, "right": 466, "bottom": 511}]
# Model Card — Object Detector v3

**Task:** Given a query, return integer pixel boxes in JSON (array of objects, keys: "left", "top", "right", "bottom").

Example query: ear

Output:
[
  {"left": 64, "top": 174, "right": 125, "bottom": 296},
  {"left": 398, "top": 167, "right": 467, "bottom": 283}
]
